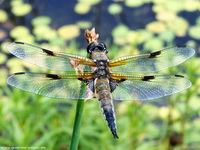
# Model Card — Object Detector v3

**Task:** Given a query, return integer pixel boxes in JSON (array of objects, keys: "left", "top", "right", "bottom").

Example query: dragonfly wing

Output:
[
  {"left": 7, "top": 42, "right": 95, "bottom": 71},
  {"left": 109, "top": 46, "right": 195, "bottom": 73},
  {"left": 110, "top": 74, "right": 191, "bottom": 100},
  {"left": 7, "top": 72, "right": 94, "bottom": 99}
]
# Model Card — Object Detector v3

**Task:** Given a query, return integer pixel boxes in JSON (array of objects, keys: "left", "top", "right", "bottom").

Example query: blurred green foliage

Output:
[{"left": 0, "top": 0, "right": 200, "bottom": 150}]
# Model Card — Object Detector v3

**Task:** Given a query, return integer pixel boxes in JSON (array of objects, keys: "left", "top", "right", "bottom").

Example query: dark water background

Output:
[{"left": 1, "top": 0, "right": 199, "bottom": 49}]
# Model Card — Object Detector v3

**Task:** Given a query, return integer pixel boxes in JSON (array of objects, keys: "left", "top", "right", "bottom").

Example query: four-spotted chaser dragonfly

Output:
[{"left": 7, "top": 41, "right": 195, "bottom": 138}]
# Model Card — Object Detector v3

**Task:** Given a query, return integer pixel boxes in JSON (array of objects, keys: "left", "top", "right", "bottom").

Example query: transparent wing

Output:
[
  {"left": 7, "top": 72, "right": 94, "bottom": 99},
  {"left": 7, "top": 42, "right": 95, "bottom": 71},
  {"left": 111, "top": 74, "right": 191, "bottom": 100},
  {"left": 109, "top": 46, "right": 195, "bottom": 73}
]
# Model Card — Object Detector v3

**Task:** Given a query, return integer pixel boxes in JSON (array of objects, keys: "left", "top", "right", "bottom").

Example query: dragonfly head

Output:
[{"left": 87, "top": 41, "right": 108, "bottom": 54}]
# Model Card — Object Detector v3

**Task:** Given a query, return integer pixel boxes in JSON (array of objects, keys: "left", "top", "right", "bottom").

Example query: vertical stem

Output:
[
  {"left": 70, "top": 27, "right": 99, "bottom": 150},
  {"left": 70, "top": 83, "right": 86, "bottom": 150}
]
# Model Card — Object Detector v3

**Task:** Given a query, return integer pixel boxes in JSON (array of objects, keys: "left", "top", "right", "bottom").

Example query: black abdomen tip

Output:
[{"left": 112, "top": 129, "right": 119, "bottom": 139}]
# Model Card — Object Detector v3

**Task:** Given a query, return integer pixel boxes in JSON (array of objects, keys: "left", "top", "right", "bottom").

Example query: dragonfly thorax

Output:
[
  {"left": 96, "top": 60, "right": 108, "bottom": 69},
  {"left": 95, "top": 69, "right": 109, "bottom": 77}
]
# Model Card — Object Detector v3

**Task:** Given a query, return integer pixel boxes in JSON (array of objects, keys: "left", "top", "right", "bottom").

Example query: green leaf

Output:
[
  {"left": 11, "top": 0, "right": 23, "bottom": 6},
  {"left": 137, "top": 30, "right": 153, "bottom": 43},
  {"left": 74, "top": 2, "right": 91, "bottom": 14},
  {"left": 156, "top": 11, "right": 177, "bottom": 22},
  {"left": 49, "top": 37, "right": 66, "bottom": 46},
  {"left": 78, "top": 0, "right": 101, "bottom": 5},
  {"left": 112, "top": 24, "right": 129, "bottom": 38},
  {"left": 1, "top": 42, "right": 11, "bottom": 53},
  {"left": 0, "top": 10, "right": 8, "bottom": 22},
  {"left": 16, "top": 35, "right": 35, "bottom": 44},
  {"left": 125, "top": 0, "right": 144, "bottom": 7},
  {"left": 165, "top": 0, "right": 184, "bottom": 12},
  {"left": 186, "top": 40, "right": 197, "bottom": 48},
  {"left": 76, "top": 21, "right": 91, "bottom": 29},
  {"left": 167, "top": 17, "right": 189, "bottom": 36},
  {"left": 184, "top": 0, "right": 200, "bottom": 12},
  {"left": 112, "top": 25, "right": 129, "bottom": 45},
  {"left": 189, "top": 26, "right": 200, "bottom": 40},
  {"left": 108, "top": 4, "right": 122, "bottom": 15},
  {"left": 0, "top": 53, "right": 7, "bottom": 64},
  {"left": 125, "top": 30, "right": 153, "bottom": 45},
  {"left": 158, "top": 30, "right": 175, "bottom": 42},
  {"left": 31, "top": 16, "right": 51, "bottom": 26},
  {"left": 33, "top": 26, "right": 57, "bottom": 40},
  {"left": 196, "top": 16, "right": 200, "bottom": 25},
  {"left": 10, "top": 26, "right": 30, "bottom": 38},
  {"left": 58, "top": 25, "right": 80, "bottom": 40},
  {"left": 12, "top": 3, "right": 32, "bottom": 16},
  {"left": 144, "top": 37, "right": 163, "bottom": 50},
  {"left": 146, "top": 21, "right": 166, "bottom": 33}
]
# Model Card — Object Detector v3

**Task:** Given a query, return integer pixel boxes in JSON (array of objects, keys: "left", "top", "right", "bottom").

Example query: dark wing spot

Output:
[
  {"left": 46, "top": 74, "right": 61, "bottom": 80},
  {"left": 177, "top": 45, "right": 186, "bottom": 48},
  {"left": 142, "top": 76, "right": 155, "bottom": 81},
  {"left": 14, "top": 72, "right": 25, "bottom": 75},
  {"left": 175, "top": 75, "right": 184, "bottom": 78},
  {"left": 15, "top": 42, "right": 24, "bottom": 45},
  {"left": 149, "top": 51, "right": 161, "bottom": 58},
  {"left": 120, "top": 79, "right": 126, "bottom": 82},
  {"left": 42, "top": 49, "right": 55, "bottom": 56}
]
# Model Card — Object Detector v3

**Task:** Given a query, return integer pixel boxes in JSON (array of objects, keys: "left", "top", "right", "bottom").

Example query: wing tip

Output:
[
  {"left": 7, "top": 75, "right": 15, "bottom": 86},
  {"left": 6, "top": 42, "right": 24, "bottom": 52},
  {"left": 174, "top": 74, "right": 192, "bottom": 91},
  {"left": 7, "top": 72, "right": 26, "bottom": 86},
  {"left": 6, "top": 42, "right": 14, "bottom": 51},
  {"left": 177, "top": 45, "right": 195, "bottom": 57}
]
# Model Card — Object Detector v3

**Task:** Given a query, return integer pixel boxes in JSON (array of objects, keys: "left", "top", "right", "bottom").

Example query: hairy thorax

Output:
[{"left": 90, "top": 51, "right": 110, "bottom": 78}]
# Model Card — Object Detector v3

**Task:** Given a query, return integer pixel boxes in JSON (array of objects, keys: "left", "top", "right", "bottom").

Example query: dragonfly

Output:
[{"left": 7, "top": 41, "right": 195, "bottom": 138}]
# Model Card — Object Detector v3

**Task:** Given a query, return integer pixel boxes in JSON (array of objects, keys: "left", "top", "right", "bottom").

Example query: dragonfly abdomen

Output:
[{"left": 95, "top": 78, "right": 118, "bottom": 138}]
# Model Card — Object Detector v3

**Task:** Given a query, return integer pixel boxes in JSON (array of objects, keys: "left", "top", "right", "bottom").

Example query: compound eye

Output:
[
  {"left": 87, "top": 42, "right": 95, "bottom": 54},
  {"left": 97, "top": 42, "right": 107, "bottom": 50}
]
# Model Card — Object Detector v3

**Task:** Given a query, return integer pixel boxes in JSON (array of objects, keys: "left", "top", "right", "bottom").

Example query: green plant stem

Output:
[{"left": 70, "top": 83, "right": 86, "bottom": 150}]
